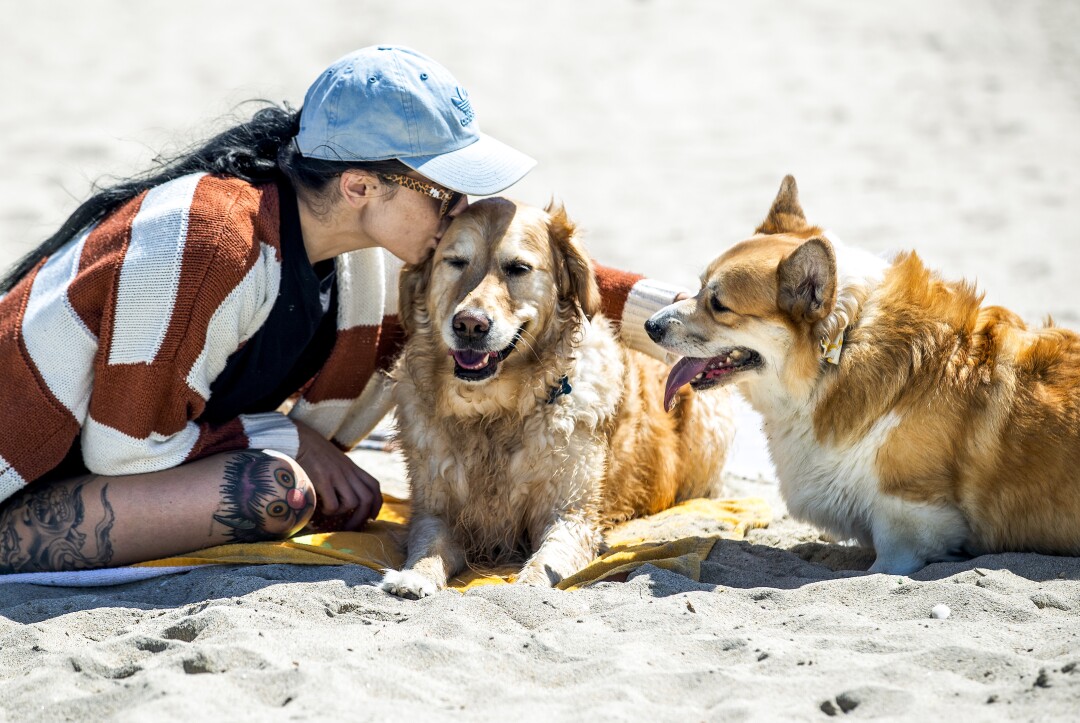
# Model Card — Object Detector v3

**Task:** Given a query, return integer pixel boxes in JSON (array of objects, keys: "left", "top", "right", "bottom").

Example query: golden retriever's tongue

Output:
[
  {"left": 451, "top": 349, "right": 490, "bottom": 370},
  {"left": 664, "top": 357, "right": 709, "bottom": 412}
]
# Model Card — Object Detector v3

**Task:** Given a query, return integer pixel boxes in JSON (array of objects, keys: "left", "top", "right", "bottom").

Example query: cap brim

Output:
[{"left": 401, "top": 133, "right": 536, "bottom": 196}]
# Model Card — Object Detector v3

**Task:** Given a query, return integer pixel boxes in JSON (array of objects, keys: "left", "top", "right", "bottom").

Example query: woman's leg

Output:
[{"left": 0, "top": 449, "right": 316, "bottom": 573}]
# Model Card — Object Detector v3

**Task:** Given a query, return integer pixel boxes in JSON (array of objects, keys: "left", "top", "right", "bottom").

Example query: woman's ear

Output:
[
  {"left": 338, "top": 170, "right": 381, "bottom": 209},
  {"left": 397, "top": 254, "right": 434, "bottom": 337},
  {"left": 546, "top": 200, "right": 600, "bottom": 319}
]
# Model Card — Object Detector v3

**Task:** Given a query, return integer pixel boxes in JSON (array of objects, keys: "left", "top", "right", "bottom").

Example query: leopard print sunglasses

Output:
[{"left": 381, "top": 174, "right": 465, "bottom": 219}]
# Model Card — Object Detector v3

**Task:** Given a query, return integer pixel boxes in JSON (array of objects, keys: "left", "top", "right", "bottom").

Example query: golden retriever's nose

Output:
[{"left": 452, "top": 311, "right": 491, "bottom": 342}]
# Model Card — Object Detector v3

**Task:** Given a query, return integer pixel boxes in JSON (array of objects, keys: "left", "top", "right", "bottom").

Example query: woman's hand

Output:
[{"left": 293, "top": 420, "right": 382, "bottom": 530}]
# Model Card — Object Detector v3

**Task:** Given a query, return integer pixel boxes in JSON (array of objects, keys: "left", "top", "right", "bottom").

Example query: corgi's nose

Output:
[
  {"left": 645, "top": 316, "right": 666, "bottom": 343},
  {"left": 453, "top": 311, "right": 491, "bottom": 341}
]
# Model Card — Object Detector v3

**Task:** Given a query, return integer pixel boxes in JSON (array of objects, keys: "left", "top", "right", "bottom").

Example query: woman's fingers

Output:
[
  {"left": 314, "top": 463, "right": 383, "bottom": 530},
  {"left": 340, "top": 468, "right": 383, "bottom": 530},
  {"left": 344, "top": 486, "right": 375, "bottom": 531},
  {"left": 354, "top": 466, "right": 383, "bottom": 520},
  {"left": 312, "top": 473, "right": 340, "bottom": 514},
  {"left": 332, "top": 472, "right": 361, "bottom": 514}
]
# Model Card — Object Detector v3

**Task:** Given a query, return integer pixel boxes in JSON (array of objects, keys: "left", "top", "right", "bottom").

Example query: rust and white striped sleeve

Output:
[
  {"left": 288, "top": 248, "right": 402, "bottom": 451},
  {"left": 594, "top": 263, "right": 690, "bottom": 360}
]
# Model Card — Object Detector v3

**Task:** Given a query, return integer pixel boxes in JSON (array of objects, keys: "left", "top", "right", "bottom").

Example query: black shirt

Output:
[{"left": 198, "top": 176, "right": 338, "bottom": 425}]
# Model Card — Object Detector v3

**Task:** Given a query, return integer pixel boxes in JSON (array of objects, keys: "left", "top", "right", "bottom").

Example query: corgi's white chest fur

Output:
[
  {"left": 755, "top": 395, "right": 970, "bottom": 575},
  {"left": 765, "top": 407, "right": 899, "bottom": 546}
]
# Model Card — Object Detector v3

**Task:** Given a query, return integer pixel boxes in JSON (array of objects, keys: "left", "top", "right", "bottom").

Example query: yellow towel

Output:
[{"left": 137, "top": 495, "right": 771, "bottom": 591}]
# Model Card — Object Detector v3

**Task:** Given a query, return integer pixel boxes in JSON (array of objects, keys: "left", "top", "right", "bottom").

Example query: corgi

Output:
[{"left": 645, "top": 175, "right": 1080, "bottom": 574}]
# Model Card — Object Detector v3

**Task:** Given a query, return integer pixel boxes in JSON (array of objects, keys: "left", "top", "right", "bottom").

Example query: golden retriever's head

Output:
[
  {"left": 645, "top": 175, "right": 837, "bottom": 410},
  {"left": 399, "top": 197, "right": 597, "bottom": 401}
]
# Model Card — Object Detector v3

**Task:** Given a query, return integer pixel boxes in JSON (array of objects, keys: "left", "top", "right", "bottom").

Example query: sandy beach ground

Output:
[{"left": 2, "top": 1, "right": 1079, "bottom": 720}]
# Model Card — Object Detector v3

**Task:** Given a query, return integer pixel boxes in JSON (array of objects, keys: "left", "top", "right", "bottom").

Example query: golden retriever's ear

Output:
[
  {"left": 546, "top": 200, "right": 600, "bottom": 318},
  {"left": 756, "top": 175, "right": 812, "bottom": 235},
  {"left": 777, "top": 236, "right": 837, "bottom": 324},
  {"left": 397, "top": 255, "right": 434, "bottom": 336}
]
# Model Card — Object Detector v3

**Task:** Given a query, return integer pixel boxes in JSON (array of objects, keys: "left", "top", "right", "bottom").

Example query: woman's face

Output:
[{"left": 364, "top": 174, "right": 468, "bottom": 265}]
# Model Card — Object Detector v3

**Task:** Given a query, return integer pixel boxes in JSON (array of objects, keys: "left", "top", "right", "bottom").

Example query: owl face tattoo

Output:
[{"left": 214, "top": 452, "right": 313, "bottom": 543}]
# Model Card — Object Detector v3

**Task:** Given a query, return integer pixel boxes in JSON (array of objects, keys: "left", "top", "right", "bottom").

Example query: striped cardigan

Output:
[{"left": 0, "top": 173, "right": 684, "bottom": 503}]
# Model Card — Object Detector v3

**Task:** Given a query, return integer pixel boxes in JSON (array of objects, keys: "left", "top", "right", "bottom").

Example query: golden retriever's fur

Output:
[
  {"left": 380, "top": 198, "right": 733, "bottom": 596},
  {"left": 647, "top": 175, "right": 1080, "bottom": 574}
]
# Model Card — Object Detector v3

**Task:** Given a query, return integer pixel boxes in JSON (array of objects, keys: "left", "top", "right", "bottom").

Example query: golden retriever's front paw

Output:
[
  {"left": 514, "top": 564, "right": 559, "bottom": 587},
  {"left": 379, "top": 569, "right": 440, "bottom": 599}
]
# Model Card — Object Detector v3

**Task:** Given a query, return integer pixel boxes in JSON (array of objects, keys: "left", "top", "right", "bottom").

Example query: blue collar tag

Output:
[{"left": 546, "top": 376, "right": 572, "bottom": 404}]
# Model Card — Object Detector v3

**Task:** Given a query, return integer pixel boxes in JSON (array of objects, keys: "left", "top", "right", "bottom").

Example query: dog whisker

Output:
[{"left": 515, "top": 329, "right": 542, "bottom": 360}]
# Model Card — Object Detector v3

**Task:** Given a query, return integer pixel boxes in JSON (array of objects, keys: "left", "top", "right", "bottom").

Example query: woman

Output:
[{"left": 0, "top": 46, "right": 685, "bottom": 573}]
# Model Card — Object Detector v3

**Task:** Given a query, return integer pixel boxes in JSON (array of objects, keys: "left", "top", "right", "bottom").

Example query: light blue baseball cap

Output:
[{"left": 296, "top": 45, "right": 536, "bottom": 196}]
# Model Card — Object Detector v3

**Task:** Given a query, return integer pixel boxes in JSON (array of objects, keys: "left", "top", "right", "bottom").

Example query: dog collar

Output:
[
  {"left": 820, "top": 329, "right": 844, "bottom": 365},
  {"left": 547, "top": 376, "right": 573, "bottom": 404},
  {"left": 819, "top": 229, "right": 847, "bottom": 366}
]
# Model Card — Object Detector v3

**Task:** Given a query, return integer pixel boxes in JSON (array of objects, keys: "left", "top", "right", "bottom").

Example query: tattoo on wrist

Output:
[
  {"left": 214, "top": 452, "right": 312, "bottom": 543},
  {"left": 0, "top": 480, "right": 116, "bottom": 573}
]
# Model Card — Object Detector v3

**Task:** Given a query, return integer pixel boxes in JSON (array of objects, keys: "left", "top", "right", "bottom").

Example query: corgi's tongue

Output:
[
  {"left": 664, "top": 357, "right": 710, "bottom": 412},
  {"left": 450, "top": 349, "right": 492, "bottom": 370}
]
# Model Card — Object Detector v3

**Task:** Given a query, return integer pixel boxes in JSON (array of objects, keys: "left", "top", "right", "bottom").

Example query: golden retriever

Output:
[
  {"left": 646, "top": 175, "right": 1080, "bottom": 575},
  {"left": 379, "top": 198, "right": 733, "bottom": 597}
]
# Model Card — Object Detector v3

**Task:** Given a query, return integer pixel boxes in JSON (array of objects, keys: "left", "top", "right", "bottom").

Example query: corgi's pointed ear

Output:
[
  {"left": 756, "top": 175, "right": 811, "bottom": 235},
  {"left": 397, "top": 255, "right": 434, "bottom": 337},
  {"left": 547, "top": 200, "right": 600, "bottom": 319},
  {"left": 777, "top": 236, "right": 837, "bottom": 324}
]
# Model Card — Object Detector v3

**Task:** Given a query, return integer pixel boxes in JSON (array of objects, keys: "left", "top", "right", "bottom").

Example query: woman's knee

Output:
[{"left": 214, "top": 450, "right": 316, "bottom": 542}]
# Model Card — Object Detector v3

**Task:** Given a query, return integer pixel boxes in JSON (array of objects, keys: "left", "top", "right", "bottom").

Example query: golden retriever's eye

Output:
[
  {"left": 711, "top": 295, "right": 731, "bottom": 314},
  {"left": 505, "top": 261, "right": 532, "bottom": 278},
  {"left": 444, "top": 257, "right": 468, "bottom": 270}
]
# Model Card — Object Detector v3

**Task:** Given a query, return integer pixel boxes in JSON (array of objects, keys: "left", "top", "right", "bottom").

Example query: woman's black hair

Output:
[{"left": 0, "top": 102, "right": 410, "bottom": 294}]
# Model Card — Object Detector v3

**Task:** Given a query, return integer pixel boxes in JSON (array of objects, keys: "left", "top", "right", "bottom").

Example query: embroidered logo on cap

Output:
[{"left": 452, "top": 87, "right": 474, "bottom": 127}]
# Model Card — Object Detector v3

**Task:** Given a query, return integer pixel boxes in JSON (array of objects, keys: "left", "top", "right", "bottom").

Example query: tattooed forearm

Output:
[
  {"left": 0, "top": 480, "right": 116, "bottom": 573},
  {"left": 214, "top": 452, "right": 312, "bottom": 543}
]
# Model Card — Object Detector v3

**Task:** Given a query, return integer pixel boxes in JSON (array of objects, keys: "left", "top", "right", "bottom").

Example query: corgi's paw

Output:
[
  {"left": 379, "top": 569, "right": 440, "bottom": 599},
  {"left": 868, "top": 550, "right": 925, "bottom": 576}
]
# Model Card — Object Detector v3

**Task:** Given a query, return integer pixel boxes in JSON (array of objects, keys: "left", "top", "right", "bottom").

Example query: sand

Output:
[{"left": 2, "top": 1, "right": 1079, "bottom": 720}]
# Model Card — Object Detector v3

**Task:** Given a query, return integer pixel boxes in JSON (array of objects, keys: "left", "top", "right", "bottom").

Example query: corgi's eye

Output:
[
  {"left": 711, "top": 296, "right": 730, "bottom": 314},
  {"left": 505, "top": 261, "right": 532, "bottom": 277},
  {"left": 445, "top": 258, "right": 468, "bottom": 270}
]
